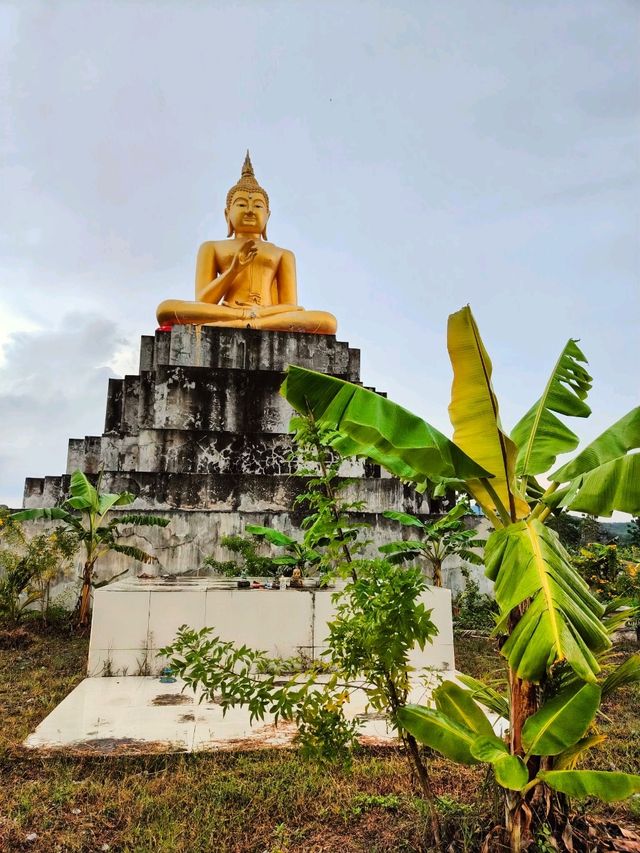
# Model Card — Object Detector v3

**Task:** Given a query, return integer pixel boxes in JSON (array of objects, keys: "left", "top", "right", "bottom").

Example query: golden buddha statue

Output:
[{"left": 156, "top": 153, "right": 337, "bottom": 335}]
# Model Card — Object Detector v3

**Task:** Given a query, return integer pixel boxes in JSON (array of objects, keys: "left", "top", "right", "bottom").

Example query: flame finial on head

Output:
[
  {"left": 226, "top": 150, "right": 270, "bottom": 210},
  {"left": 241, "top": 150, "right": 254, "bottom": 177}
]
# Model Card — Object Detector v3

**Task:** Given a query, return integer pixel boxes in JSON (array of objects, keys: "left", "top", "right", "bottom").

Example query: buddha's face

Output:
[{"left": 226, "top": 191, "right": 270, "bottom": 237}]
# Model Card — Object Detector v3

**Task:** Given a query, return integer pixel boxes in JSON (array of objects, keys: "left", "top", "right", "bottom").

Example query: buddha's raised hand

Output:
[{"left": 231, "top": 239, "right": 258, "bottom": 274}]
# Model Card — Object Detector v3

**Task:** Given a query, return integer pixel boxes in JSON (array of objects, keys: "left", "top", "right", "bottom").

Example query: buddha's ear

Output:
[
  {"left": 225, "top": 210, "right": 234, "bottom": 238},
  {"left": 261, "top": 210, "right": 270, "bottom": 241}
]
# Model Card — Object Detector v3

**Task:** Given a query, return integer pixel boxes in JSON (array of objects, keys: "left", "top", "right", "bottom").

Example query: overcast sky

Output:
[{"left": 1, "top": 0, "right": 638, "bottom": 513}]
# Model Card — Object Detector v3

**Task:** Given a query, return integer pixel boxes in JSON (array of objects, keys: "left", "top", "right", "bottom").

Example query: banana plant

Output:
[
  {"left": 245, "top": 524, "right": 321, "bottom": 576},
  {"left": 379, "top": 501, "right": 485, "bottom": 586},
  {"left": 281, "top": 306, "right": 640, "bottom": 851},
  {"left": 12, "top": 470, "right": 169, "bottom": 627},
  {"left": 414, "top": 607, "right": 640, "bottom": 793}
]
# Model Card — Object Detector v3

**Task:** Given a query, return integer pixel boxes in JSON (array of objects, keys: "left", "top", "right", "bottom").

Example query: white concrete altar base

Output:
[
  {"left": 24, "top": 670, "right": 456, "bottom": 754},
  {"left": 87, "top": 578, "right": 455, "bottom": 677}
]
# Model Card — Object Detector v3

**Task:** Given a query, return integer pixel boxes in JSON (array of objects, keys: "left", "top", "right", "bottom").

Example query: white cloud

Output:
[{"left": 0, "top": 314, "right": 125, "bottom": 506}]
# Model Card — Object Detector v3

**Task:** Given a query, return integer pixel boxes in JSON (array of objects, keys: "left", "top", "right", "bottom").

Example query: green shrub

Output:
[
  {"left": 453, "top": 571, "right": 497, "bottom": 632},
  {"left": 202, "top": 534, "right": 280, "bottom": 577},
  {"left": 0, "top": 509, "right": 77, "bottom": 624}
]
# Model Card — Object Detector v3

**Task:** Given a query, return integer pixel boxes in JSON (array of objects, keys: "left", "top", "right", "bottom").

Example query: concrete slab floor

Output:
[{"left": 23, "top": 672, "right": 469, "bottom": 756}]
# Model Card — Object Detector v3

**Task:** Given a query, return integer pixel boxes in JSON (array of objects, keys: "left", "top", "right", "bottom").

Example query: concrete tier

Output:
[
  {"left": 68, "top": 430, "right": 377, "bottom": 477},
  {"left": 25, "top": 472, "right": 428, "bottom": 513},
  {"left": 139, "top": 325, "right": 361, "bottom": 378},
  {"left": 22, "top": 327, "right": 452, "bottom": 582}
]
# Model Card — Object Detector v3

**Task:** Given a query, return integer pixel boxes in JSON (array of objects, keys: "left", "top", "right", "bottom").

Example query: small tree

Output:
[
  {"left": 0, "top": 509, "right": 77, "bottom": 624},
  {"left": 380, "top": 501, "right": 485, "bottom": 586},
  {"left": 627, "top": 516, "right": 640, "bottom": 547},
  {"left": 571, "top": 542, "right": 621, "bottom": 598},
  {"left": 12, "top": 470, "right": 169, "bottom": 627},
  {"left": 202, "top": 534, "right": 280, "bottom": 577},
  {"left": 573, "top": 542, "right": 640, "bottom": 645},
  {"left": 162, "top": 413, "right": 443, "bottom": 843},
  {"left": 578, "top": 513, "right": 606, "bottom": 546},
  {"left": 616, "top": 563, "right": 640, "bottom": 645},
  {"left": 452, "top": 569, "right": 498, "bottom": 632}
]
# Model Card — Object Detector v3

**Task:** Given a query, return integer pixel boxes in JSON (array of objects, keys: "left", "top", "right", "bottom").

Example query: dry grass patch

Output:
[{"left": 0, "top": 622, "right": 637, "bottom": 852}]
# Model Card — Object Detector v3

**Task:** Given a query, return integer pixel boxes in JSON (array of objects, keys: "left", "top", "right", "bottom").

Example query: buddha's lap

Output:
[{"left": 156, "top": 299, "right": 336, "bottom": 333}]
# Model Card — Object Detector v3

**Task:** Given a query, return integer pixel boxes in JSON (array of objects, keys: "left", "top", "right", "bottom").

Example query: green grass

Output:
[{"left": 0, "top": 621, "right": 638, "bottom": 852}]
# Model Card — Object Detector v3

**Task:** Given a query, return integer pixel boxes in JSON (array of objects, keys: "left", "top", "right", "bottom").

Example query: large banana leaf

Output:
[
  {"left": 381, "top": 510, "right": 425, "bottom": 529},
  {"left": 551, "top": 407, "right": 640, "bottom": 483},
  {"left": 378, "top": 540, "right": 426, "bottom": 563},
  {"left": 397, "top": 705, "right": 479, "bottom": 765},
  {"left": 11, "top": 507, "right": 73, "bottom": 524},
  {"left": 471, "top": 735, "right": 529, "bottom": 790},
  {"left": 383, "top": 504, "right": 477, "bottom": 536},
  {"left": 110, "top": 543, "right": 157, "bottom": 564},
  {"left": 561, "top": 454, "right": 640, "bottom": 517},
  {"left": 98, "top": 491, "right": 135, "bottom": 516},
  {"left": 485, "top": 519, "right": 610, "bottom": 682},
  {"left": 511, "top": 340, "right": 591, "bottom": 477},
  {"left": 245, "top": 525, "right": 297, "bottom": 546},
  {"left": 602, "top": 602, "right": 640, "bottom": 635},
  {"left": 447, "top": 307, "right": 529, "bottom": 522},
  {"left": 456, "top": 673, "right": 510, "bottom": 720},
  {"left": 113, "top": 515, "right": 170, "bottom": 528},
  {"left": 552, "top": 734, "right": 607, "bottom": 771},
  {"left": 433, "top": 681, "right": 494, "bottom": 736},
  {"left": 65, "top": 470, "right": 99, "bottom": 511},
  {"left": 429, "top": 501, "right": 470, "bottom": 529},
  {"left": 281, "top": 366, "right": 490, "bottom": 487},
  {"left": 601, "top": 654, "right": 640, "bottom": 699},
  {"left": 521, "top": 682, "right": 600, "bottom": 756},
  {"left": 538, "top": 770, "right": 640, "bottom": 803}
]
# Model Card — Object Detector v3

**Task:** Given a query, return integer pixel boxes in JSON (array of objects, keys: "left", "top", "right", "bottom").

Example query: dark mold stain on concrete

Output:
[{"left": 151, "top": 693, "right": 194, "bottom": 706}]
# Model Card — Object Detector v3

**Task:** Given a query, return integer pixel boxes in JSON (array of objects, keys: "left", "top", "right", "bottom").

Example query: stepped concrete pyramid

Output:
[{"left": 24, "top": 326, "right": 437, "bottom": 576}]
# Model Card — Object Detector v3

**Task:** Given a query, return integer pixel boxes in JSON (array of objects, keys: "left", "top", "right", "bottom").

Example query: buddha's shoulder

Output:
[
  {"left": 256, "top": 240, "right": 291, "bottom": 256},
  {"left": 264, "top": 244, "right": 295, "bottom": 264},
  {"left": 198, "top": 239, "right": 227, "bottom": 254}
]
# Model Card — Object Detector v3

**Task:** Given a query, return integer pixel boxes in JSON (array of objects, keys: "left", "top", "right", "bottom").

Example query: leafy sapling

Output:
[
  {"left": 380, "top": 500, "right": 485, "bottom": 586},
  {"left": 161, "top": 413, "right": 443, "bottom": 843},
  {"left": 245, "top": 525, "right": 321, "bottom": 577},
  {"left": 12, "top": 470, "right": 169, "bottom": 627}
]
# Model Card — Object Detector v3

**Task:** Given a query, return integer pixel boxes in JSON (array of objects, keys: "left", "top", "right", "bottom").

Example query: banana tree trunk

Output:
[
  {"left": 506, "top": 609, "right": 539, "bottom": 852},
  {"left": 505, "top": 790, "right": 533, "bottom": 853},
  {"left": 432, "top": 558, "right": 442, "bottom": 587},
  {"left": 506, "top": 677, "right": 537, "bottom": 853},
  {"left": 78, "top": 560, "right": 95, "bottom": 628},
  {"left": 505, "top": 677, "right": 537, "bottom": 853}
]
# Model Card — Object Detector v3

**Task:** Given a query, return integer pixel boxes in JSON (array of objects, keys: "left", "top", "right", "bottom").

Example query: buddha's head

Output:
[{"left": 225, "top": 151, "right": 270, "bottom": 239}]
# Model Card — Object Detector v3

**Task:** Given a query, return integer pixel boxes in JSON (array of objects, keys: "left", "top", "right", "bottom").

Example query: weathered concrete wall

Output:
[
  {"left": 142, "top": 326, "right": 361, "bottom": 377},
  {"left": 20, "top": 326, "right": 489, "bottom": 595},
  {"left": 13, "top": 509, "right": 487, "bottom": 608}
]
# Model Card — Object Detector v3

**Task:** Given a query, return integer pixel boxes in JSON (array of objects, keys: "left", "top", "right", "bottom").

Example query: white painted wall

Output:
[{"left": 88, "top": 578, "right": 455, "bottom": 677}]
